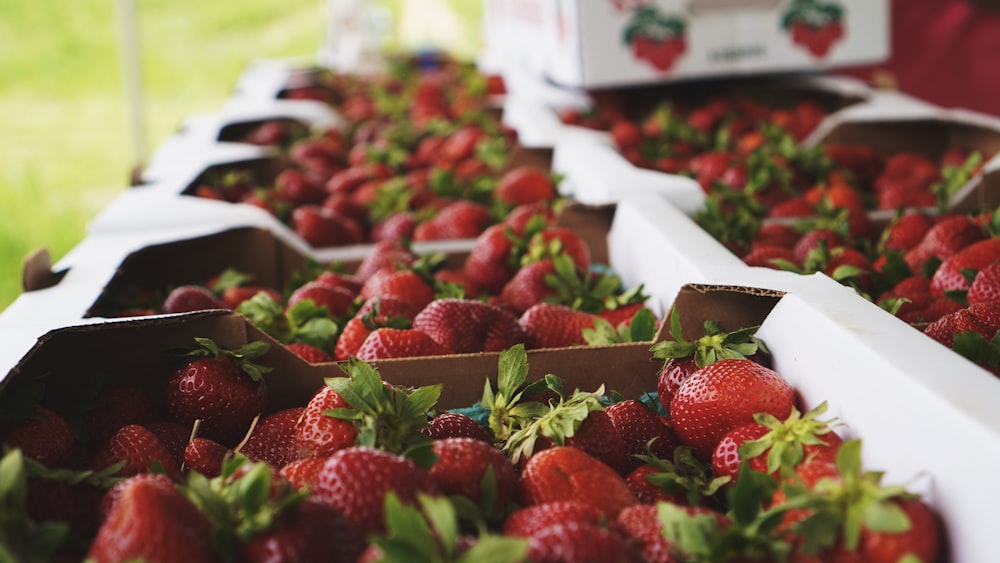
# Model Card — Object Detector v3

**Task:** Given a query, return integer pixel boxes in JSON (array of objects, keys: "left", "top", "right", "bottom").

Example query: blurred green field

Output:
[{"left": 0, "top": 0, "right": 481, "bottom": 313}]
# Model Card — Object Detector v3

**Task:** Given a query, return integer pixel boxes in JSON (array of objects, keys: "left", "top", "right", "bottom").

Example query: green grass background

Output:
[{"left": 0, "top": 0, "right": 481, "bottom": 313}]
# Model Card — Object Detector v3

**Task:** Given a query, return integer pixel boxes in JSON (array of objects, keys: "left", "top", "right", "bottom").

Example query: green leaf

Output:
[
  {"left": 496, "top": 344, "right": 529, "bottom": 397},
  {"left": 629, "top": 308, "right": 658, "bottom": 342}
]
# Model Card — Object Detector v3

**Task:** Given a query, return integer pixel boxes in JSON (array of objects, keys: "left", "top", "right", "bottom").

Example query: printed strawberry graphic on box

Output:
[
  {"left": 623, "top": 6, "right": 688, "bottom": 73},
  {"left": 781, "top": 0, "right": 846, "bottom": 58}
]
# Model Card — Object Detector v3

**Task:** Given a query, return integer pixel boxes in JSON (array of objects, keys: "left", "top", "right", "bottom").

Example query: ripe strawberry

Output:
[
  {"left": 505, "top": 202, "right": 556, "bottom": 234},
  {"left": 528, "top": 227, "right": 592, "bottom": 273},
  {"left": 292, "top": 205, "right": 364, "bottom": 248},
  {"left": 929, "top": 237, "right": 1000, "bottom": 298},
  {"left": 503, "top": 501, "right": 605, "bottom": 537},
  {"left": 286, "top": 280, "right": 356, "bottom": 318},
  {"left": 711, "top": 403, "right": 843, "bottom": 482},
  {"left": 285, "top": 342, "right": 333, "bottom": 363},
  {"left": 524, "top": 521, "right": 641, "bottom": 563},
  {"left": 499, "top": 259, "right": 559, "bottom": 315},
  {"left": 463, "top": 224, "right": 520, "bottom": 294},
  {"left": 519, "top": 303, "right": 596, "bottom": 349},
  {"left": 162, "top": 284, "right": 228, "bottom": 313},
  {"left": 353, "top": 240, "right": 417, "bottom": 282},
  {"left": 878, "top": 275, "right": 932, "bottom": 319},
  {"left": 26, "top": 472, "right": 109, "bottom": 540},
  {"left": 273, "top": 168, "right": 327, "bottom": 206},
  {"left": 240, "top": 498, "right": 365, "bottom": 563},
  {"left": 309, "top": 446, "right": 438, "bottom": 537},
  {"left": 606, "top": 400, "right": 680, "bottom": 474},
  {"left": 880, "top": 212, "right": 935, "bottom": 253},
  {"left": 615, "top": 503, "right": 727, "bottom": 563},
  {"left": 413, "top": 298, "right": 527, "bottom": 353},
  {"left": 88, "top": 475, "right": 216, "bottom": 563},
  {"left": 792, "top": 228, "right": 844, "bottom": 265},
  {"left": 145, "top": 420, "right": 190, "bottom": 463},
  {"left": 354, "top": 327, "right": 452, "bottom": 360},
  {"left": 596, "top": 301, "right": 652, "bottom": 329},
  {"left": 428, "top": 437, "right": 518, "bottom": 519},
  {"left": 294, "top": 386, "right": 357, "bottom": 459},
  {"left": 904, "top": 214, "right": 985, "bottom": 273},
  {"left": 370, "top": 210, "right": 418, "bottom": 242},
  {"left": 670, "top": 358, "right": 795, "bottom": 460},
  {"left": 90, "top": 424, "right": 182, "bottom": 481},
  {"left": 967, "top": 261, "right": 1000, "bottom": 305},
  {"left": 279, "top": 458, "right": 326, "bottom": 490},
  {"left": 183, "top": 437, "right": 229, "bottom": 477},
  {"left": 165, "top": 339, "right": 270, "bottom": 445},
  {"left": 413, "top": 200, "right": 493, "bottom": 241},
  {"left": 360, "top": 269, "right": 436, "bottom": 312},
  {"left": 239, "top": 407, "right": 303, "bottom": 468},
  {"left": 743, "top": 245, "right": 799, "bottom": 269},
  {"left": 924, "top": 308, "right": 988, "bottom": 348},
  {"left": 334, "top": 296, "right": 416, "bottom": 361},
  {"left": 1, "top": 407, "right": 75, "bottom": 468},
  {"left": 422, "top": 412, "right": 492, "bottom": 442},
  {"left": 495, "top": 166, "right": 556, "bottom": 206},
  {"left": 220, "top": 285, "right": 283, "bottom": 310},
  {"left": 752, "top": 223, "right": 801, "bottom": 250},
  {"left": 969, "top": 301, "right": 1000, "bottom": 337},
  {"left": 625, "top": 464, "right": 688, "bottom": 505},
  {"left": 519, "top": 446, "right": 636, "bottom": 519}
]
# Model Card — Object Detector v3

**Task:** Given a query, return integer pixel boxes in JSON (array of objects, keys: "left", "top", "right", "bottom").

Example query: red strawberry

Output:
[
  {"left": 286, "top": 281, "right": 355, "bottom": 318},
  {"left": 743, "top": 245, "right": 799, "bottom": 269},
  {"left": 240, "top": 498, "right": 365, "bottom": 563},
  {"left": 292, "top": 205, "right": 363, "bottom": 248},
  {"left": 422, "top": 412, "right": 492, "bottom": 442},
  {"left": 239, "top": 407, "right": 303, "bottom": 468},
  {"left": 969, "top": 301, "right": 1000, "bottom": 337},
  {"left": 878, "top": 275, "right": 933, "bottom": 318},
  {"left": 495, "top": 166, "right": 556, "bottom": 206},
  {"left": 309, "top": 446, "right": 438, "bottom": 537},
  {"left": 605, "top": 400, "right": 680, "bottom": 474},
  {"left": 793, "top": 229, "right": 844, "bottom": 265},
  {"left": 529, "top": 228, "right": 592, "bottom": 273},
  {"left": 924, "top": 308, "right": 987, "bottom": 348},
  {"left": 183, "top": 437, "right": 229, "bottom": 477},
  {"left": 88, "top": 475, "right": 216, "bottom": 563},
  {"left": 519, "top": 446, "right": 637, "bottom": 519},
  {"left": 145, "top": 420, "right": 190, "bottom": 463},
  {"left": 1, "top": 407, "right": 75, "bottom": 467},
  {"left": 505, "top": 202, "right": 556, "bottom": 234},
  {"left": 165, "top": 339, "right": 269, "bottom": 445},
  {"left": 360, "top": 269, "right": 436, "bottom": 312},
  {"left": 353, "top": 240, "right": 417, "bottom": 282},
  {"left": 354, "top": 327, "right": 452, "bottom": 360},
  {"left": 967, "top": 261, "right": 1000, "bottom": 305},
  {"left": 670, "top": 358, "right": 795, "bottom": 460},
  {"left": 519, "top": 303, "right": 596, "bottom": 349},
  {"left": 279, "top": 458, "right": 326, "bottom": 490},
  {"left": 624, "top": 464, "right": 688, "bottom": 505},
  {"left": 615, "top": 503, "right": 727, "bottom": 563},
  {"left": 428, "top": 438, "right": 518, "bottom": 519},
  {"left": 334, "top": 296, "right": 416, "bottom": 361},
  {"left": 413, "top": 200, "right": 492, "bottom": 241},
  {"left": 162, "top": 284, "right": 228, "bottom": 313},
  {"left": 90, "top": 424, "right": 182, "bottom": 481},
  {"left": 313, "top": 270, "right": 364, "bottom": 295},
  {"left": 273, "top": 168, "right": 327, "bottom": 206},
  {"left": 294, "top": 386, "right": 357, "bottom": 459},
  {"left": 524, "top": 521, "right": 641, "bottom": 563},
  {"left": 220, "top": 285, "right": 283, "bottom": 310},
  {"left": 413, "top": 298, "right": 527, "bottom": 353},
  {"left": 880, "top": 212, "right": 935, "bottom": 253},
  {"left": 930, "top": 237, "right": 1000, "bottom": 298},
  {"left": 285, "top": 342, "right": 333, "bottom": 363},
  {"left": 905, "top": 214, "right": 985, "bottom": 273},
  {"left": 26, "top": 473, "right": 108, "bottom": 540},
  {"left": 463, "top": 224, "right": 519, "bottom": 294},
  {"left": 596, "top": 301, "right": 651, "bottom": 329},
  {"left": 503, "top": 500, "right": 605, "bottom": 537},
  {"left": 499, "top": 259, "right": 559, "bottom": 315}
]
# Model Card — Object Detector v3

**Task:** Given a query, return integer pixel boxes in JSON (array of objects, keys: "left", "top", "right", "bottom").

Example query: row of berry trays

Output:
[{"left": 2, "top": 56, "right": 1000, "bottom": 560}]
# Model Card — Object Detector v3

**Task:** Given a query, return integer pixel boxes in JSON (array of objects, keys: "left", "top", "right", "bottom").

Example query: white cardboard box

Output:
[{"left": 534, "top": 0, "right": 889, "bottom": 89}]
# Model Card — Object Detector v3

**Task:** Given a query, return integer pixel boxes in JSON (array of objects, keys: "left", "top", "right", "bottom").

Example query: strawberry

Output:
[
  {"left": 625, "top": 464, "right": 689, "bottom": 505},
  {"left": 24, "top": 460, "right": 120, "bottom": 541},
  {"left": 878, "top": 275, "right": 933, "bottom": 319},
  {"left": 615, "top": 503, "right": 726, "bottom": 563},
  {"left": 969, "top": 301, "right": 1000, "bottom": 337},
  {"left": 519, "top": 303, "right": 596, "bottom": 349},
  {"left": 292, "top": 205, "right": 363, "bottom": 248},
  {"left": 650, "top": 309, "right": 769, "bottom": 417},
  {"left": 285, "top": 342, "right": 332, "bottom": 363},
  {"left": 753, "top": 224, "right": 802, "bottom": 250},
  {"left": 146, "top": 420, "right": 190, "bottom": 464},
  {"left": 624, "top": 445, "right": 726, "bottom": 508},
  {"left": 88, "top": 474, "right": 216, "bottom": 563},
  {"left": 278, "top": 458, "right": 326, "bottom": 490},
  {"left": 413, "top": 200, "right": 492, "bottom": 241},
  {"left": 924, "top": 308, "right": 988, "bottom": 348},
  {"left": 792, "top": 228, "right": 844, "bottom": 265},
  {"left": 353, "top": 240, "right": 417, "bottom": 282},
  {"left": 967, "top": 261, "right": 1000, "bottom": 305},
  {"left": 272, "top": 168, "right": 327, "bottom": 206},
  {"left": 413, "top": 298, "right": 527, "bottom": 353},
  {"left": 183, "top": 437, "right": 230, "bottom": 478},
  {"left": 904, "top": 214, "right": 985, "bottom": 274},
  {"left": 422, "top": 412, "right": 492, "bottom": 442},
  {"left": 1, "top": 406, "right": 75, "bottom": 468},
  {"left": 239, "top": 407, "right": 303, "bottom": 468},
  {"left": 495, "top": 166, "right": 556, "bottom": 206},
  {"left": 498, "top": 259, "right": 559, "bottom": 315},
  {"left": 354, "top": 327, "right": 452, "bottom": 359},
  {"left": 428, "top": 437, "right": 518, "bottom": 520},
  {"left": 309, "top": 446, "right": 438, "bottom": 537},
  {"left": 743, "top": 245, "right": 799, "bottom": 269},
  {"left": 240, "top": 498, "right": 365, "bottom": 563},
  {"left": 370, "top": 211, "right": 417, "bottom": 242},
  {"left": 503, "top": 501, "right": 606, "bottom": 537},
  {"left": 165, "top": 338, "right": 270, "bottom": 445},
  {"left": 670, "top": 358, "right": 795, "bottom": 460},
  {"left": 605, "top": 399, "right": 680, "bottom": 474},
  {"left": 528, "top": 227, "right": 592, "bottom": 274},
  {"left": 524, "top": 521, "right": 641, "bottom": 563},
  {"left": 162, "top": 284, "right": 228, "bottom": 313},
  {"left": 360, "top": 269, "right": 436, "bottom": 312},
  {"left": 879, "top": 212, "right": 935, "bottom": 253},
  {"left": 334, "top": 296, "right": 416, "bottom": 361},
  {"left": 294, "top": 386, "right": 358, "bottom": 459},
  {"left": 90, "top": 424, "right": 183, "bottom": 481},
  {"left": 504, "top": 202, "right": 556, "bottom": 234},
  {"left": 929, "top": 237, "right": 1000, "bottom": 298},
  {"left": 711, "top": 402, "right": 843, "bottom": 482},
  {"left": 518, "top": 446, "right": 637, "bottom": 519},
  {"left": 286, "top": 280, "right": 356, "bottom": 318},
  {"left": 220, "top": 285, "right": 283, "bottom": 310},
  {"left": 463, "top": 224, "right": 521, "bottom": 294}
]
